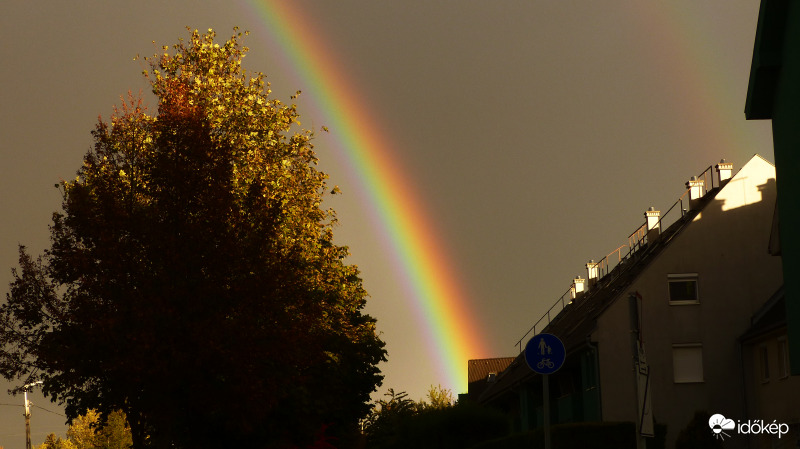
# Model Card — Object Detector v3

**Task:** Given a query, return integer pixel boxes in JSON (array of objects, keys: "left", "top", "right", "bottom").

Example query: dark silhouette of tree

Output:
[
  {"left": 1, "top": 28, "right": 385, "bottom": 449},
  {"left": 362, "top": 389, "right": 420, "bottom": 449}
]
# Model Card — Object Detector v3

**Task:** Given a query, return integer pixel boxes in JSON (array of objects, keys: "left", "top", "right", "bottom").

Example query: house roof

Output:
[
  {"left": 466, "top": 357, "right": 517, "bottom": 402},
  {"left": 478, "top": 158, "right": 772, "bottom": 405},
  {"left": 468, "top": 357, "right": 516, "bottom": 384},
  {"left": 479, "top": 197, "right": 714, "bottom": 403}
]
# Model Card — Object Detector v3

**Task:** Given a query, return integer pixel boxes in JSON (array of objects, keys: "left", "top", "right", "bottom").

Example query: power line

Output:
[{"left": 32, "top": 405, "right": 65, "bottom": 417}]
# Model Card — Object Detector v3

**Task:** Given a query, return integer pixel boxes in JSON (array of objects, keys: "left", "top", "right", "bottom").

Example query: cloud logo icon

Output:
[{"left": 709, "top": 414, "right": 736, "bottom": 440}]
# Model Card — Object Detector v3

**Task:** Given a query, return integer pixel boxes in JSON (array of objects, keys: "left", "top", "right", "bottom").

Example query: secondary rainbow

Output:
[
  {"left": 632, "top": 3, "right": 764, "bottom": 158},
  {"left": 240, "top": 0, "right": 491, "bottom": 391}
]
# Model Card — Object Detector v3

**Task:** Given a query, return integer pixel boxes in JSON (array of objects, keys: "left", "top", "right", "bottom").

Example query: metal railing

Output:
[
  {"left": 628, "top": 223, "right": 647, "bottom": 253},
  {"left": 514, "top": 165, "right": 720, "bottom": 352},
  {"left": 597, "top": 244, "right": 628, "bottom": 278},
  {"left": 699, "top": 165, "right": 716, "bottom": 190},
  {"left": 515, "top": 286, "right": 573, "bottom": 352}
]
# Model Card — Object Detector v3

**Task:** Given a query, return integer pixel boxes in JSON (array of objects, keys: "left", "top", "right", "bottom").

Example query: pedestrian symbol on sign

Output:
[{"left": 538, "top": 337, "right": 552, "bottom": 355}]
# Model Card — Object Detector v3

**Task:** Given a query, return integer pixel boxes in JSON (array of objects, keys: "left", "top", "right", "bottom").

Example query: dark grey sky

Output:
[{"left": 0, "top": 1, "right": 772, "bottom": 446}]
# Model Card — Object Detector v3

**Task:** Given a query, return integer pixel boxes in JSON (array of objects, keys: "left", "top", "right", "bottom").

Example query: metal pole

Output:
[
  {"left": 23, "top": 381, "right": 43, "bottom": 449},
  {"left": 543, "top": 374, "right": 551, "bottom": 449},
  {"left": 629, "top": 295, "right": 646, "bottom": 449},
  {"left": 24, "top": 390, "right": 32, "bottom": 449}
]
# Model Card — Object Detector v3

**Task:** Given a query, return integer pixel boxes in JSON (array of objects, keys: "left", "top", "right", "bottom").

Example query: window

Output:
[
  {"left": 668, "top": 273, "right": 699, "bottom": 304},
  {"left": 778, "top": 338, "right": 789, "bottom": 379},
  {"left": 673, "top": 344, "right": 704, "bottom": 383},
  {"left": 759, "top": 344, "right": 770, "bottom": 383}
]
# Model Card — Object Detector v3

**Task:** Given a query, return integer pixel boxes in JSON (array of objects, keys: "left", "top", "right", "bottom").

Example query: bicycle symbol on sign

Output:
[
  {"left": 525, "top": 333, "right": 565, "bottom": 374},
  {"left": 537, "top": 358, "right": 555, "bottom": 369}
]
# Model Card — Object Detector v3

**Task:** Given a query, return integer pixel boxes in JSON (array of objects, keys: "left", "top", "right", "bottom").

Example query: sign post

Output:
[{"left": 525, "top": 333, "right": 566, "bottom": 449}]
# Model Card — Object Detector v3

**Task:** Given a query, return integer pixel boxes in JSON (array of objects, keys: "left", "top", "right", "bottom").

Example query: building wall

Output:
[
  {"left": 742, "top": 327, "right": 800, "bottom": 449},
  {"left": 764, "top": 1, "right": 800, "bottom": 376},
  {"left": 592, "top": 156, "right": 782, "bottom": 449}
]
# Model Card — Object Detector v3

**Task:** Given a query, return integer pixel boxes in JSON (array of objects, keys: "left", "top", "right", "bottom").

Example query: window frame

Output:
[
  {"left": 759, "top": 344, "right": 770, "bottom": 383},
  {"left": 667, "top": 273, "right": 700, "bottom": 305}
]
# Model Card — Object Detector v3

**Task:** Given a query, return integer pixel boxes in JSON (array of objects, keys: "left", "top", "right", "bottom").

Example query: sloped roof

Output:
[
  {"left": 467, "top": 357, "right": 516, "bottom": 401},
  {"left": 468, "top": 357, "right": 516, "bottom": 383},
  {"left": 478, "top": 159, "right": 761, "bottom": 405},
  {"left": 480, "top": 203, "right": 712, "bottom": 403}
]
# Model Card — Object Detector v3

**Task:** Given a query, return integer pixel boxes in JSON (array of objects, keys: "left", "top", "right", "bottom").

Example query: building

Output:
[
  {"left": 739, "top": 287, "right": 800, "bottom": 448},
  {"left": 745, "top": 0, "right": 800, "bottom": 376},
  {"left": 467, "top": 357, "right": 516, "bottom": 402},
  {"left": 478, "top": 155, "right": 783, "bottom": 449}
]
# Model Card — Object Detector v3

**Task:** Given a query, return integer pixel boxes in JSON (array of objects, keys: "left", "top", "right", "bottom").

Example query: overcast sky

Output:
[{"left": 0, "top": 1, "right": 773, "bottom": 446}]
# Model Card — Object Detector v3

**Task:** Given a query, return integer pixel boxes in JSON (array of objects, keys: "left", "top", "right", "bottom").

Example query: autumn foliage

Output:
[{"left": 0, "top": 28, "right": 385, "bottom": 449}]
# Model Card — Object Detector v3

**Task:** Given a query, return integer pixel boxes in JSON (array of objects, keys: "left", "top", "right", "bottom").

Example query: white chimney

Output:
[
  {"left": 645, "top": 207, "right": 661, "bottom": 244},
  {"left": 686, "top": 176, "right": 705, "bottom": 209},
  {"left": 716, "top": 159, "right": 733, "bottom": 184},
  {"left": 586, "top": 260, "right": 599, "bottom": 288},
  {"left": 571, "top": 276, "right": 586, "bottom": 300}
]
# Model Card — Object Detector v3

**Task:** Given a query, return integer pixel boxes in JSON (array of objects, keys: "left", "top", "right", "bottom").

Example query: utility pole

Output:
[
  {"left": 629, "top": 293, "right": 653, "bottom": 449},
  {"left": 23, "top": 381, "right": 43, "bottom": 449}
]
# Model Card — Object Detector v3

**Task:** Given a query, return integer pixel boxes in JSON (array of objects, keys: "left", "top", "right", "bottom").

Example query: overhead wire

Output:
[{"left": 32, "top": 404, "right": 66, "bottom": 417}]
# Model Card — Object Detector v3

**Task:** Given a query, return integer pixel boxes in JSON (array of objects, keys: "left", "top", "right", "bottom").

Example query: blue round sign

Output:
[{"left": 524, "top": 333, "right": 566, "bottom": 375}]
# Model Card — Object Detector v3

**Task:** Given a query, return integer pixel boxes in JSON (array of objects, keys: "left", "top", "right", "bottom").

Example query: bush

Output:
[
  {"left": 674, "top": 411, "right": 723, "bottom": 449},
  {"left": 364, "top": 400, "right": 508, "bottom": 449},
  {"left": 401, "top": 402, "right": 509, "bottom": 449}
]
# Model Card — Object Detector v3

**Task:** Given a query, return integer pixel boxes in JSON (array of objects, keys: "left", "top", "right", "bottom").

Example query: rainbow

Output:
[{"left": 240, "top": 1, "right": 491, "bottom": 392}]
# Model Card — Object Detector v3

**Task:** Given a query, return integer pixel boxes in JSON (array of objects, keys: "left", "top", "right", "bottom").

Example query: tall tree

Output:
[{"left": 0, "top": 28, "right": 385, "bottom": 449}]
